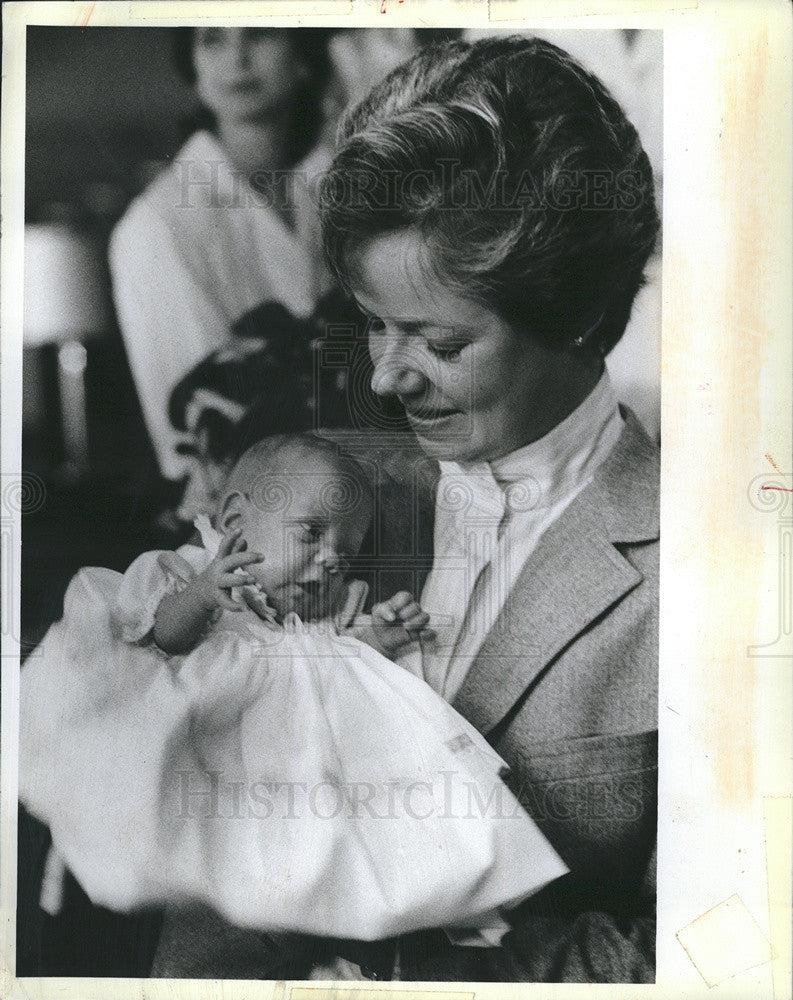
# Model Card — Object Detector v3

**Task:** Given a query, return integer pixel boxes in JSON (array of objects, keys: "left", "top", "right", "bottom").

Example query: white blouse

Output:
[
  {"left": 109, "top": 131, "right": 331, "bottom": 480},
  {"left": 404, "top": 371, "right": 625, "bottom": 702}
]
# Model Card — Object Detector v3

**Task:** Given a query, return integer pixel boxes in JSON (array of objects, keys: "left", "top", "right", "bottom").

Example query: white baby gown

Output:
[{"left": 19, "top": 529, "right": 567, "bottom": 943}]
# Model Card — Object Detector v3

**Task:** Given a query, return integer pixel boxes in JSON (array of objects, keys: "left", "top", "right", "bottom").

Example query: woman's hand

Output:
[
  {"left": 371, "top": 591, "right": 433, "bottom": 656},
  {"left": 194, "top": 528, "right": 264, "bottom": 613}
]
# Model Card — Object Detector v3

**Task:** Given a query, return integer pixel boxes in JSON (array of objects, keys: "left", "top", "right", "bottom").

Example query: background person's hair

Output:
[
  {"left": 320, "top": 34, "right": 660, "bottom": 357},
  {"left": 170, "top": 27, "right": 334, "bottom": 164}
]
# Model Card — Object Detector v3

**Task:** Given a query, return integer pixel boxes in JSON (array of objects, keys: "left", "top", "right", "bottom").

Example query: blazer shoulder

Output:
[{"left": 594, "top": 407, "right": 659, "bottom": 544}]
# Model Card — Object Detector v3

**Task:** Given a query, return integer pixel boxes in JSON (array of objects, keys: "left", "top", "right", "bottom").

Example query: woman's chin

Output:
[
  {"left": 410, "top": 429, "right": 482, "bottom": 463},
  {"left": 406, "top": 415, "right": 481, "bottom": 461},
  {"left": 220, "top": 92, "right": 294, "bottom": 127}
]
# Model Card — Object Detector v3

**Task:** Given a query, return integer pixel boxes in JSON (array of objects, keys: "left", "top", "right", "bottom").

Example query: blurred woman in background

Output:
[
  {"left": 110, "top": 28, "right": 463, "bottom": 530},
  {"left": 109, "top": 28, "right": 335, "bottom": 490}
]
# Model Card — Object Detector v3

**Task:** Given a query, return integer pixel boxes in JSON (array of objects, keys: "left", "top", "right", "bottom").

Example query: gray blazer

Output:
[
  {"left": 388, "top": 406, "right": 659, "bottom": 982},
  {"left": 152, "top": 409, "right": 659, "bottom": 983}
]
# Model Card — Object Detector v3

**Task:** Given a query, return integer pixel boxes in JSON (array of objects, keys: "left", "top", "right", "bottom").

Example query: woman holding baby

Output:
[
  {"left": 24, "top": 34, "right": 660, "bottom": 984},
  {"left": 313, "top": 33, "right": 660, "bottom": 981},
  {"left": 152, "top": 33, "right": 660, "bottom": 983}
]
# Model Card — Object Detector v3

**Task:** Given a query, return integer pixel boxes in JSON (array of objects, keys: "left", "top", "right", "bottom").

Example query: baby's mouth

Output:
[{"left": 297, "top": 580, "right": 327, "bottom": 618}]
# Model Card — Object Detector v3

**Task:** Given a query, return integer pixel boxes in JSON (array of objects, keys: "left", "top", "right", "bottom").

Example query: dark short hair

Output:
[
  {"left": 170, "top": 27, "right": 334, "bottom": 164},
  {"left": 320, "top": 34, "right": 660, "bottom": 356}
]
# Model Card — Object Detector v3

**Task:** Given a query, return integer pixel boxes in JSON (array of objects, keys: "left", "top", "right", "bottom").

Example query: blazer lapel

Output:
[{"left": 452, "top": 409, "right": 659, "bottom": 736}]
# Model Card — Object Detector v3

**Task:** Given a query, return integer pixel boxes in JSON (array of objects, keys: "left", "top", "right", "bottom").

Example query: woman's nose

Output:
[
  {"left": 370, "top": 341, "right": 426, "bottom": 398},
  {"left": 228, "top": 30, "right": 251, "bottom": 69}
]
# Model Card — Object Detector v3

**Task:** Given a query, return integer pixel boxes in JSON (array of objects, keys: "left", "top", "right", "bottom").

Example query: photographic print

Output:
[{"left": 1, "top": 2, "right": 790, "bottom": 999}]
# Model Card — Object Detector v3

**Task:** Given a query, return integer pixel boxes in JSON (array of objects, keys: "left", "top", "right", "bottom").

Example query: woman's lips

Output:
[
  {"left": 403, "top": 406, "right": 460, "bottom": 427},
  {"left": 227, "top": 80, "right": 261, "bottom": 93}
]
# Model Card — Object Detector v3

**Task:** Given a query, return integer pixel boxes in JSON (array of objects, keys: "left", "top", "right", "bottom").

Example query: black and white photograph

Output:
[{"left": 1, "top": 2, "right": 790, "bottom": 997}]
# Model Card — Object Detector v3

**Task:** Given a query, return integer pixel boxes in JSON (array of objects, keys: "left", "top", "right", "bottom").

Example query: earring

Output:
[{"left": 572, "top": 310, "right": 606, "bottom": 351}]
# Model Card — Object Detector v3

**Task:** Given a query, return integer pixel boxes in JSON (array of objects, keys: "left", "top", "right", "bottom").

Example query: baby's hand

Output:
[
  {"left": 371, "top": 591, "right": 432, "bottom": 655},
  {"left": 194, "top": 528, "right": 264, "bottom": 613}
]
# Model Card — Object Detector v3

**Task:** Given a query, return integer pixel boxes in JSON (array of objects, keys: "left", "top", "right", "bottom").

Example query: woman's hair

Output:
[
  {"left": 170, "top": 28, "right": 334, "bottom": 164},
  {"left": 320, "top": 34, "right": 660, "bottom": 356}
]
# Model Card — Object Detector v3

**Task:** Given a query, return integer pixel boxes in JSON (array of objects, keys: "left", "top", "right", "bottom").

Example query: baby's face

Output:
[{"left": 237, "top": 456, "right": 371, "bottom": 620}]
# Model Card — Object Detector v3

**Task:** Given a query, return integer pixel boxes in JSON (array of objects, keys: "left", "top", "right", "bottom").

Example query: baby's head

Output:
[{"left": 217, "top": 434, "right": 373, "bottom": 620}]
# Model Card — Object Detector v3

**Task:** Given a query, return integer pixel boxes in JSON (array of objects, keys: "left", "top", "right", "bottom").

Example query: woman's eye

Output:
[
  {"left": 427, "top": 342, "right": 464, "bottom": 361},
  {"left": 366, "top": 316, "right": 386, "bottom": 334},
  {"left": 299, "top": 524, "right": 322, "bottom": 543}
]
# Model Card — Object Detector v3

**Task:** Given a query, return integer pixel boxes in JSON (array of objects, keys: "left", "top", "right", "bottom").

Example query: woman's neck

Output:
[
  {"left": 217, "top": 117, "right": 291, "bottom": 178},
  {"left": 537, "top": 362, "right": 604, "bottom": 440},
  {"left": 489, "top": 361, "right": 605, "bottom": 463},
  {"left": 217, "top": 117, "right": 295, "bottom": 228}
]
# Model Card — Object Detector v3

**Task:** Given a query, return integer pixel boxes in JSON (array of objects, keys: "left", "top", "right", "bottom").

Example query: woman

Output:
[
  {"left": 316, "top": 34, "right": 660, "bottom": 983},
  {"left": 152, "top": 33, "right": 659, "bottom": 983},
  {"left": 109, "top": 28, "right": 335, "bottom": 485}
]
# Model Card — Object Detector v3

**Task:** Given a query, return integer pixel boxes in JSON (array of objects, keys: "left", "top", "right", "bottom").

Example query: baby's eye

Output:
[
  {"left": 299, "top": 523, "right": 323, "bottom": 543},
  {"left": 427, "top": 342, "right": 464, "bottom": 362}
]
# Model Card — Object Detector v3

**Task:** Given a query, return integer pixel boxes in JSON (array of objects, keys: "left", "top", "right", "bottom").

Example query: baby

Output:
[
  {"left": 148, "top": 433, "right": 431, "bottom": 659},
  {"left": 20, "top": 433, "right": 566, "bottom": 942}
]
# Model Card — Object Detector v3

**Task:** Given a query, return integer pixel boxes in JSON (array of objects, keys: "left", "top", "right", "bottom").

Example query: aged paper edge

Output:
[{"left": 2, "top": 1, "right": 792, "bottom": 999}]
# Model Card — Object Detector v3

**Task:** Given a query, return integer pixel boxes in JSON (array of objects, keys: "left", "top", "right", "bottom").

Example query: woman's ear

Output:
[{"left": 217, "top": 491, "right": 246, "bottom": 534}]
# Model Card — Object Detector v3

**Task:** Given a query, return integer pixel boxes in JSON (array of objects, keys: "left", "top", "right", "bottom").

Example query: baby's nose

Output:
[{"left": 314, "top": 546, "right": 347, "bottom": 575}]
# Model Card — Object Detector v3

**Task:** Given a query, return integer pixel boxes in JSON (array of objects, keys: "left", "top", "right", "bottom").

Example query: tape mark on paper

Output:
[
  {"left": 489, "top": 0, "right": 698, "bottom": 19},
  {"left": 764, "top": 797, "right": 793, "bottom": 1000},
  {"left": 292, "top": 991, "right": 474, "bottom": 1000},
  {"left": 676, "top": 893, "right": 774, "bottom": 988}
]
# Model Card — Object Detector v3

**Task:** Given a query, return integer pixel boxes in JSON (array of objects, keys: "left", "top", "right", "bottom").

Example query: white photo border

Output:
[{"left": 2, "top": 2, "right": 791, "bottom": 998}]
